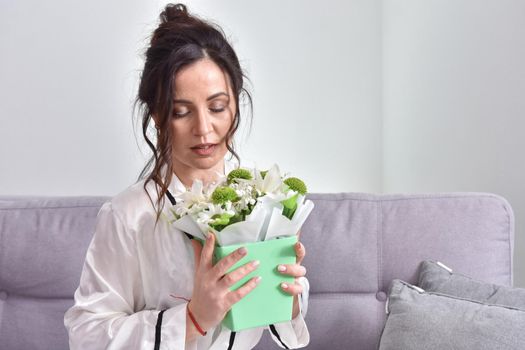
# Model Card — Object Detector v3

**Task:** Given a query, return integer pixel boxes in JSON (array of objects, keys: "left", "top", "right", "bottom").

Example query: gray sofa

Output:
[{"left": 0, "top": 192, "right": 514, "bottom": 349}]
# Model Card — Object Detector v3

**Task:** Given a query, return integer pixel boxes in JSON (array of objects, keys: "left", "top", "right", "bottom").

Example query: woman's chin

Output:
[{"left": 189, "top": 153, "right": 225, "bottom": 169}]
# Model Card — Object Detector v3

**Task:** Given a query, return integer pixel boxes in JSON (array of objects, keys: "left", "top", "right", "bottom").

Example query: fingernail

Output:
[
  {"left": 277, "top": 265, "right": 286, "bottom": 272},
  {"left": 281, "top": 283, "right": 289, "bottom": 289},
  {"left": 255, "top": 276, "right": 262, "bottom": 283},
  {"left": 238, "top": 247, "right": 247, "bottom": 255},
  {"left": 251, "top": 260, "right": 260, "bottom": 267}
]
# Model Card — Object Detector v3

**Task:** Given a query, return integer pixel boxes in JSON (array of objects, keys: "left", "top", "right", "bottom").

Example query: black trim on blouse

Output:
[
  {"left": 166, "top": 189, "right": 177, "bottom": 206},
  {"left": 227, "top": 331, "right": 236, "bottom": 350},
  {"left": 166, "top": 189, "right": 193, "bottom": 240},
  {"left": 154, "top": 309, "right": 167, "bottom": 350},
  {"left": 269, "top": 325, "right": 289, "bottom": 349}
]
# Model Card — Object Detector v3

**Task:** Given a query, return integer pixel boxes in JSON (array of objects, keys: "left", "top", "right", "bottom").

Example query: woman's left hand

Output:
[{"left": 277, "top": 230, "right": 306, "bottom": 319}]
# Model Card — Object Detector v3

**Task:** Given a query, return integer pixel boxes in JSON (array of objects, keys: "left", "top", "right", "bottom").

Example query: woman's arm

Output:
[{"left": 64, "top": 202, "right": 194, "bottom": 349}]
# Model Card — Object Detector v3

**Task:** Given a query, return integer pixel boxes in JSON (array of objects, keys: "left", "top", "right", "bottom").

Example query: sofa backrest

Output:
[
  {"left": 0, "top": 193, "right": 514, "bottom": 350},
  {"left": 0, "top": 196, "right": 109, "bottom": 350},
  {"left": 258, "top": 192, "right": 514, "bottom": 349}
]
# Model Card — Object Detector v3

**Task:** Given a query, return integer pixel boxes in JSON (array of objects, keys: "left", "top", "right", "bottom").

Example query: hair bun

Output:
[{"left": 160, "top": 3, "right": 189, "bottom": 24}]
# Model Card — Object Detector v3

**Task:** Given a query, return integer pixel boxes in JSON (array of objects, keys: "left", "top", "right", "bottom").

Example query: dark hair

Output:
[{"left": 133, "top": 3, "right": 253, "bottom": 225}]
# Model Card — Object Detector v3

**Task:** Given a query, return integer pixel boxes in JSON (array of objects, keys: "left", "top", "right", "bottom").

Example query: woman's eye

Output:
[
  {"left": 173, "top": 110, "right": 189, "bottom": 118},
  {"left": 210, "top": 107, "right": 225, "bottom": 113}
]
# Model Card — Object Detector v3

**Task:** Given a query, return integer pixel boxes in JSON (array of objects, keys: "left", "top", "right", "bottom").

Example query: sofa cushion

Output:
[
  {"left": 379, "top": 279, "right": 525, "bottom": 350},
  {"left": 418, "top": 260, "right": 525, "bottom": 310}
]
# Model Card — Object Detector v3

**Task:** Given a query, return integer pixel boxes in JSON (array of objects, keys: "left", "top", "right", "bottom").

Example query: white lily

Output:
[
  {"left": 175, "top": 179, "right": 205, "bottom": 202},
  {"left": 172, "top": 179, "right": 210, "bottom": 218},
  {"left": 252, "top": 164, "right": 283, "bottom": 194}
]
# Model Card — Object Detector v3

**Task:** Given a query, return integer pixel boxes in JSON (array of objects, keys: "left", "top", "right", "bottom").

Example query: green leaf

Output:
[{"left": 281, "top": 193, "right": 299, "bottom": 219}]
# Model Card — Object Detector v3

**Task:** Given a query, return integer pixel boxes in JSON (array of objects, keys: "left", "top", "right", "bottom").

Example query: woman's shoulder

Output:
[{"left": 104, "top": 178, "right": 163, "bottom": 230}]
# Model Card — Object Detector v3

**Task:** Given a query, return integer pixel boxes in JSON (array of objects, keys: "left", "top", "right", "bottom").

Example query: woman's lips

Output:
[{"left": 191, "top": 144, "right": 216, "bottom": 156}]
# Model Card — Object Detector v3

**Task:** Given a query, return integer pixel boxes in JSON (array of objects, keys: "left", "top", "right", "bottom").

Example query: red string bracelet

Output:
[{"left": 187, "top": 302, "right": 207, "bottom": 336}]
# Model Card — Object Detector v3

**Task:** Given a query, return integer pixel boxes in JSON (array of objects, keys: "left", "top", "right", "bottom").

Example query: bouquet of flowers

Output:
[
  {"left": 167, "top": 164, "right": 314, "bottom": 246},
  {"left": 167, "top": 164, "right": 314, "bottom": 330}
]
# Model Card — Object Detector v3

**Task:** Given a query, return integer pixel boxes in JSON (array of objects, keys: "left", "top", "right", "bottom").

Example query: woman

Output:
[{"left": 64, "top": 3, "right": 310, "bottom": 349}]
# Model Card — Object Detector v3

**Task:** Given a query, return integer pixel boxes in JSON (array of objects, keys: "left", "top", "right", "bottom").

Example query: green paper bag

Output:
[{"left": 213, "top": 235, "right": 298, "bottom": 331}]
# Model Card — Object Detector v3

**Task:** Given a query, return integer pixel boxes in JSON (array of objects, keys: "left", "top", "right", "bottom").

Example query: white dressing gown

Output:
[{"left": 64, "top": 159, "right": 310, "bottom": 349}]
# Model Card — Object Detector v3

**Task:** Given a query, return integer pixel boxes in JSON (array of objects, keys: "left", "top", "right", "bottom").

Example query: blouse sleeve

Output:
[
  {"left": 267, "top": 276, "right": 310, "bottom": 348},
  {"left": 64, "top": 201, "right": 194, "bottom": 350}
]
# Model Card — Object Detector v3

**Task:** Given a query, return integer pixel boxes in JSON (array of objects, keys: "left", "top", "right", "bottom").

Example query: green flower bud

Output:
[
  {"left": 281, "top": 193, "right": 299, "bottom": 219},
  {"left": 284, "top": 177, "right": 307, "bottom": 195},
  {"left": 227, "top": 168, "right": 253, "bottom": 184},
  {"left": 211, "top": 186, "right": 239, "bottom": 204},
  {"left": 260, "top": 170, "right": 268, "bottom": 179}
]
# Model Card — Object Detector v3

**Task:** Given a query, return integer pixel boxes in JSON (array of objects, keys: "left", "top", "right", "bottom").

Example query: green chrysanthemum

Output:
[
  {"left": 284, "top": 177, "right": 307, "bottom": 195},
  {"left": 211, "top": 186, "right": 239, "bottom": 204},
  {"left": 227, "top": 168, "right": 253, "bottom": 184}
]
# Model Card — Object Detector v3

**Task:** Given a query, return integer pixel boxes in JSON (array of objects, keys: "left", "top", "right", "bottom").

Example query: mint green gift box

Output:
[{"left": 213, "top": 235, "right": 298, "bottom": 331}]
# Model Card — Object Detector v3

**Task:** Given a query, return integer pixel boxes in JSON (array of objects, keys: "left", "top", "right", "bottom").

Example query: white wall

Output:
[
  {"left": 383, "top": 0, "right": 525, "bottom": 286},
  {"left": 1, "top": 0, "right": 524, "bottom": 285},
  {"left": 193, "top": 1, "right": 383, "bottom": 194},
  {"left": 0, "top": 0, "right": 158, "bottom": 195},
  {"left": 0, "top": 0, "right": 382, "bottom": 195}
]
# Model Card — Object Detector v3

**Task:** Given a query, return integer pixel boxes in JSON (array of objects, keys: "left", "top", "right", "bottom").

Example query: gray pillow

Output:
[
  {"left": 379, "top": 279, "right": 525, "bottom": 350},
  {"left": 418, "top": 260, "right": 525, "bottom": 309}
]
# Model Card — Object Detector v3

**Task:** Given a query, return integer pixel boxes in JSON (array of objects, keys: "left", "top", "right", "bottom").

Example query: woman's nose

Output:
[{"left": 192, "top": 109, "right": 212, "bottom": 136}]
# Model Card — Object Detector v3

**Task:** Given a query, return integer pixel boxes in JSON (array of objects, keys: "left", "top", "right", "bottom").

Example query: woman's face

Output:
[{"left": 168, "top": 58, "right": 236, "bottom": 173}]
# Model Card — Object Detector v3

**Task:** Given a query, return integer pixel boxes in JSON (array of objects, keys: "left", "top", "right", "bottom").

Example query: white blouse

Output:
[{"left": 64, "top": 159, "right": 310, "bottom": 349}]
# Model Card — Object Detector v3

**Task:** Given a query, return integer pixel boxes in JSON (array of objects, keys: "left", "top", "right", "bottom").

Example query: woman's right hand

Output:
[{"left": 188, "top": 232, "right": 261, "bottom": 334}]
